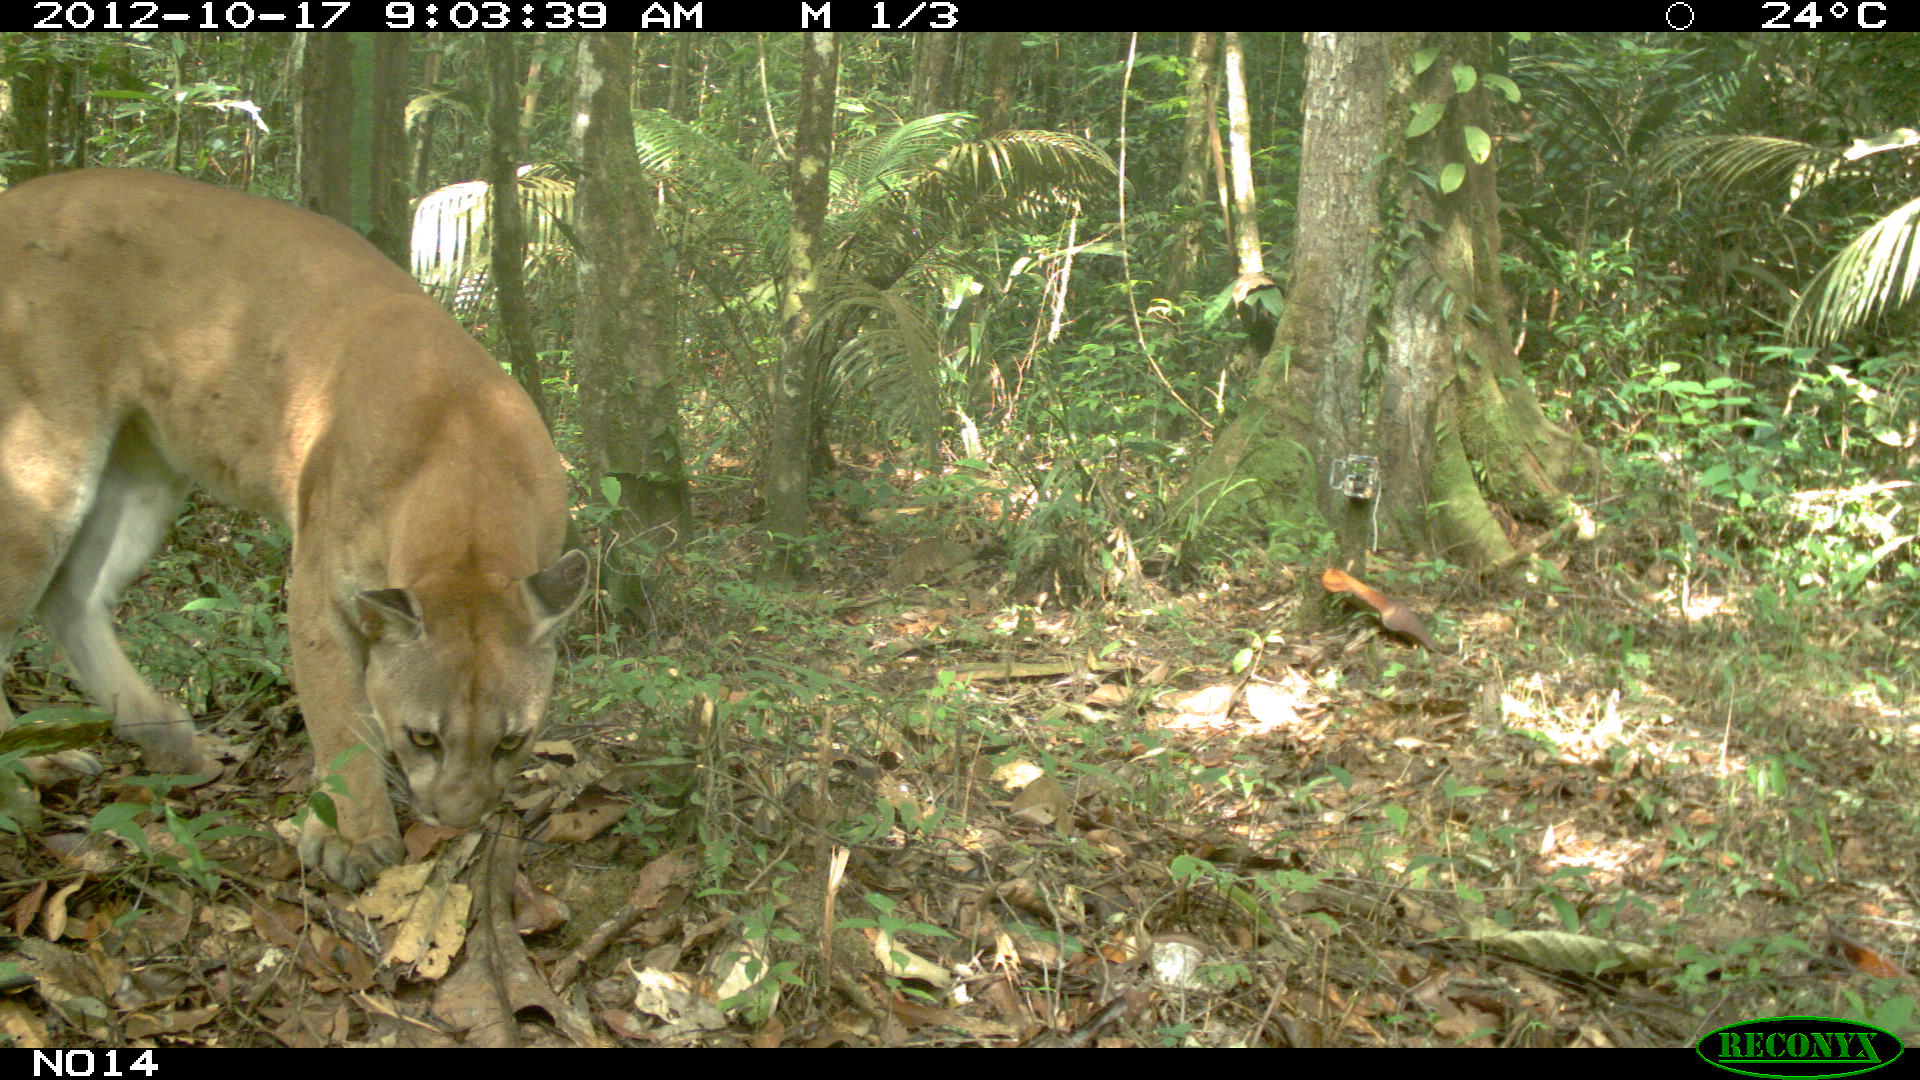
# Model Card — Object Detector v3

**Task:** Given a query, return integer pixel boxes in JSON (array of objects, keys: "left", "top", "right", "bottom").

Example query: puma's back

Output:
[
  {"left": 2, "top": 169, "right": 481, "bottom": 516},
  {"left": 0, "top": 170, "right": 587, "bottom": 888}
]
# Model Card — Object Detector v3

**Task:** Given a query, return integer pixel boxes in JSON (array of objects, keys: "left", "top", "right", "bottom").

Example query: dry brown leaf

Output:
[
  {"left": 432, "top": 821, "right": 608, "bottom": 1047},
  {"left": 530, "top": 738, "right": 579, "bottom": 761},
  {"left": 1159, "top": 683, "right": 1235, "bottom": 720},
  {"left": 1009, "top": 775, "right": 1069, "bottom": 827},
  {"left": 8, "top": 881, "right": 45, "bottom": 937},
  {"left": 536, "top": 794, "right": 630, "bottom": 844},
  {"left": 403, "top": 823, "right": 466, "bottom": 863},
  {"left": 709, "top": 935, "right": 780, "bottom": 1017},
  {"left": 0, "top": 998, "right": 48, "bottom": 1048},
  {"left": 1242, "top": 683, "right": 1301, "bottom": 728},
  {"left": 124, "top": 1004, "right": 219, "bottom": 1039},
  {"left": 40, "top": 832, "right": 116, "bottom": 874},
  {"left": 887, "top": 994, "right": 1017, "bottom": 1039},
  {"left": 12, "top": 939, "right": 121, "bottom": 1039},
  {"left": 751, "top": 1015, "right": 787, "bottom": 1048},
  {"left": 250, "top": 899, "right": 308, "bottom": 950},
  {"left": 382, "top": 883, "right": 471, "bottom": 979},
  {"left": 868, "top": 928, "right": 952, "bottom": 986},
  {"left": 41, "top": 879, "right": 84, "bottom": 942},
  {"left": 512, "top": 873, "right": 569, "bottom": 935},
  {"left": 352, "top": 861, "right": 435, "bottom": 917},
  {"left": 629, "top": 965, "right": 728, "bottom": 1035}
]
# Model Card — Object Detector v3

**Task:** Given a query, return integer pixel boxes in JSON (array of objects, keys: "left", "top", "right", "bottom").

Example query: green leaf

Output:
[
  {"left": 1439, "top": 163, "right": 1467, "bottom": 193},
  {"left": 1483, "top": 73, "right": 1521, "bottom": 103},
  {"left": 601, "top": 475, "right": 623, "bottom": 506},
  {"left": 1463, "top": 125, "right": 1492, "bottom": 163},
  {"left": 91, "top": 803, "right": 152, "bottom": 854},
  {"left": 1412, "top": 47, "right": 1440, "bottom": 75},
  {"left": 1407, "top": 103, "right": 1445, "bottom": 139},
  {"left": 1383, "top": 804, "right": 1409, "bottom": 833},
  {"left": 1451, "top": 64, "right": 1477, "bottom": 93},
  {"left": 308, "top": 791, "right": 338, "bottom": 830}
]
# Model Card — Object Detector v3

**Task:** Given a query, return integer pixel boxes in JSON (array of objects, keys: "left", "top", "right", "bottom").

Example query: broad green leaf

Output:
[
  {"left": 1452, "top": 64, "right": 1477, "bottom": 93},
  {"left": 1407, "top": 103, "right": 1445, "bottom": 138},
  {"left": 1412, "top": 47, "right": 1440, "bottom": 75},
  {"left": 1439, "top": 163, "right": 1466, "bottom": 193},
  {"left": 1463, "top": 125, "right": 1492, "bottom": 163},
  {"left": 1483, "top": 73, "right": 1521, "bottom": 103}
]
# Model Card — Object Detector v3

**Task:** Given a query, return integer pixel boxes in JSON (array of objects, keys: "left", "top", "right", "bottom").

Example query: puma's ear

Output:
[
  {"left": 355, "top": 588, "right": 423, "bottom": 644},
  {"left": 526, "top": 549, "right": 589, "bottom": 642}
]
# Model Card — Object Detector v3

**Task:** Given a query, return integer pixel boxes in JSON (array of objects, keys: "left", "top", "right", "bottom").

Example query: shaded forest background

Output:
[{"left": 0, "top": 31, "right": 1918, "bottom": 1049}]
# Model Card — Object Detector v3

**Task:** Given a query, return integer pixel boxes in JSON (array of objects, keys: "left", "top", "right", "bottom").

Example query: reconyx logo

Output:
[{"left": 1697, "top": 1017, "right": 1903, "bottom": 1079}]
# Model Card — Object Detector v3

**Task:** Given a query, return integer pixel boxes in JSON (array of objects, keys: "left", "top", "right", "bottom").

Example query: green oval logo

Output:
[{"left": 1698, "top": 1016, "right": 1904, "bottom": 1079}]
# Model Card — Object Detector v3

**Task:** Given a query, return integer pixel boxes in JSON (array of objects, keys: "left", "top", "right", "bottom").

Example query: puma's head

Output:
[{"left": 350, "top": 550, "right": 589, "bottom": 830}]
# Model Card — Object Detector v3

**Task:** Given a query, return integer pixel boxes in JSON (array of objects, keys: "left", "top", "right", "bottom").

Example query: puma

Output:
[{"left": 0, "top": 169, "right": 588, "bottom": 888}]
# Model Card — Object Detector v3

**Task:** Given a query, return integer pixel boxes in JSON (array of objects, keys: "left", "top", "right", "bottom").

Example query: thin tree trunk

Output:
[
  {"left": 979, "top": 32, "right": 1018, "bottom": 136},
  {"left": 574, "top": 32, "right": 693, "bottom": 562},
  {"left": 909, "top": 32, "right": 955, "bottom": 116},
  {"left": 484, "top": 36, "right": 545, "bottom": 422},
  {"left": 2, "top": 34, "right": 53, "bottom": 184},
  {"left": 410, "top": 33, "right": 443, "bottom": 196},
  {"left": 367, "top": 33, "right": 409, "bottom": 267},
  {"left": 296, "top": 33, "right": 353, "bottom": 223},
  {"left": 1223, "top": 32, "right": 1263, "bottom": 276},
  {"left": 1163, "top": 32, "right": 1216, "bottom": 306},
  {"left": 763, "top": 31, "right": 839, "bottom": 579}
]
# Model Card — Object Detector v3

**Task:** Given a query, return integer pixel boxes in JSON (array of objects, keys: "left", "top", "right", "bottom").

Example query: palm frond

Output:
[
  {"left": 410, "top": 166, "right": 575, "bottom": 310},
  {"left": 825, "top": 128, "right": 1115, "bottom": 290},
  {"left": 833, "top": 112, "right": 976, "bottom": 205},
  {"left": 1649, "top": 134, "right": 1846, "bottom": 206},
  {"left": 926, "top": 130, "right": 1115, "bottom": 212},
  {"left": 820, "top": 275, "right": 945, "bottom": 447},
  {"left": 1791, "top": 193, "right": 1920, "bottom": 344},
  {"left": 630, "top": 109, "right": 795, "bottom": 283}
]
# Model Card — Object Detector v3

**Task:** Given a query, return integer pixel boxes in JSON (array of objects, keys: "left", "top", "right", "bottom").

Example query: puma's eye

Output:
[
  {"left": 409, "top": 730, "right": 440, "bottom": 751},
  {"left": 496, "top": 733, "right": 526, "bottom": 755}
]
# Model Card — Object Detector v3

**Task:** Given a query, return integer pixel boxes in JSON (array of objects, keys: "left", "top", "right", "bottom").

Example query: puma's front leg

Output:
[{"left": 289, "top": 580, "right": 403, "bottom": 889}]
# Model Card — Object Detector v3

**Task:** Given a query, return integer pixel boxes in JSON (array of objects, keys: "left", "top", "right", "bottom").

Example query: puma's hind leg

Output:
[
  {"left": 0, "top": 414, "right": 114, "bottom": 824},
  {"left": 35, "top": 419, "right": 212, "bottom": 777}
]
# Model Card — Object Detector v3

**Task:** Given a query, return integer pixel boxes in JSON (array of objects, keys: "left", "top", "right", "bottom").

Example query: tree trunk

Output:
[
  {"left": 574, "top": 32, "right": 693, "bottom": 562},
  {"left": 1381, "top": 33, "right": 1592, "bottom": 567},
  {"left": 909, "top": 32, "right": 955, "bottom": 116},
  {"left": 485, "top": 34, "right": 545, "bottom": 421},
  {"left": 409, "top": 32, "right": 442, "bottom": 194},
  {"left": 1223, "top": 32, "right": 1263, "bottom": 276},
  {"left": 2, "top": 34, "right": 52, "bottom": 184},
  {"left": 1163, "top": 32, "right": 1216, "bottom": 306},
  {"left": 1182, "top": 33, "right": 1394, "bottom": 569},
  {"left": 296, "top": 33, "right": 353, "bottom": 224},
  {"left": 51, "top": 48, "right": 84, "bottom": 170},
  {"left": 763, "top": 31, "right": 839, "bottom": 579},
  {"left": 1185, "top": 33, "right": 1593, "bottom": 576},
  {"left": 366, "top": 33, "right": 409, "bottom": 267},
  {"left": 979, "top": 32, "right": 1019, "bottom": 136}
]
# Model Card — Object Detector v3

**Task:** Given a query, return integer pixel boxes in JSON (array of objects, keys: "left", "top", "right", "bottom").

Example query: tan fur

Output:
[{"left": 0, "top": 170, "right": 587, "bottom": 888}]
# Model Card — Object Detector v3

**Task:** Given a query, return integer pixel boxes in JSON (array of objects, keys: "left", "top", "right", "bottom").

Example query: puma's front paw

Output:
[{"left": 297, "top": 813, "right": 405, "bottom": 890}]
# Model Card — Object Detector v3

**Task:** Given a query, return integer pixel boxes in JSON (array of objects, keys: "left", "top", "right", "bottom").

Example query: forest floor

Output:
[{"left": 0, "top": 472, "right": 1916, "bottom": 1048}]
